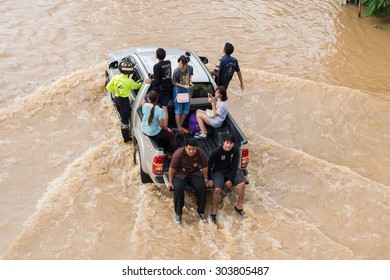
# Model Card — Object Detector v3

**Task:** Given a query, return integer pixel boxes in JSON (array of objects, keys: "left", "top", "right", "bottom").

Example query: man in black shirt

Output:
[
  {"left": 207, "top": 134, "right": 246, "bottom": 223},
  {"left": 146, "top": 48, "right": 173, "bottom": 127}
]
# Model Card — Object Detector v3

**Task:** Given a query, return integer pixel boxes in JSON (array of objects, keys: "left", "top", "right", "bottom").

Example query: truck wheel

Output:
[{"left": 134, "top": 144, "right": 152, "bottom": 183}]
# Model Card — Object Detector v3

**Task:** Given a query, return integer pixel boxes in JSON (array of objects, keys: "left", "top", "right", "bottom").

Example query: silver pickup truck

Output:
[{"left": 104, "top": 46, "right": 249, "bottom": 186}]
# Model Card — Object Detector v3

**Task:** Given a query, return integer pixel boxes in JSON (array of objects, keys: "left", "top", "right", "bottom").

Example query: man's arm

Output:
[
  {"left": 207, "top": 150, "right": 216, "bottom": 179},
  {"left": 209, "top": 60, "right": 221, "bottom": 77},
  {"left": 105, "top": 76, "right": 116, "bottom": 93},
  {"left": 152, "top": 64, "right": 161, "bottom": 88},
  {"left": 202, "top": 166, "right": 209, "bottom": 186},
  {"left": 171, "top": 71, "right": 181, "bottom": 87},
  {"left": 237, "top": 71, "right": 244, "bottom": 91},
  {"left": 209, "top": 69, "right": 219, "bottom": 77},
  {"left": 199, "top": 149, "right": 209, "bottom": 186},
  {"left": 133, "top": 79, "right": 142, "bottom": 90},
  {"left": 167, "top": 167, "right": 176, "bottom": 191}
]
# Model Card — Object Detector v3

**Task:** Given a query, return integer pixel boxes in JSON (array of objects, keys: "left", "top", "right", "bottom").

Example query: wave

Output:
[
  {"left": 0, "top": 63, "right": 119, "bottom": 258},
  {"left": 229, "top": 68, "right": 390, "bottom": 186},
  {"left": 5, "top": 126, "right": 390, "bottom": 259},
  {"left": 0, "top": 63, "right": 107, "bottom": 119}
]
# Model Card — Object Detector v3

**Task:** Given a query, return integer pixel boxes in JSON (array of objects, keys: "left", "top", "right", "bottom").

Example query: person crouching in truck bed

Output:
[
  {"left": 106, "top": 58, "right": 142, "bottom": 143},
  {"left": 141, "top": 90, "right": 178, "bottom": 157},
  {"left": 207, "top": 134, "right": 247, "bottom": 224},
  {"left": 167, "top": 138, "right": 208, "bottom": 224}
]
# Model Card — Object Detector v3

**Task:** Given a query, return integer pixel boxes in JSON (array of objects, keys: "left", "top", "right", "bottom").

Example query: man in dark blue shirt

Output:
[
  {"left": 210, "top": 42, "right": 244, "bottom": 91},
  {"left": 207, "top": 134, "right": 246, "bottom": 223}
]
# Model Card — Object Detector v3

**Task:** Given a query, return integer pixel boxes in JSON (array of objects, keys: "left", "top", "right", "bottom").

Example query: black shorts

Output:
[
  {"left": 157, "top": 90, "right": 170, "bottom": 106},
  {"left": 211, "top": 170, "right": 245, "bottom": 189},
  {"left": 144, "top": 90, "right": 170, "bottom": 107}
]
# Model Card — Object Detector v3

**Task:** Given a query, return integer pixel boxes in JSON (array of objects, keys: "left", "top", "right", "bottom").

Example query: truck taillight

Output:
[
  {"left": 241, "top": 149, "right": 249, "bottom": 169},
  {"left": 152, "top": 156, "right": 164, "bottom": 175}
]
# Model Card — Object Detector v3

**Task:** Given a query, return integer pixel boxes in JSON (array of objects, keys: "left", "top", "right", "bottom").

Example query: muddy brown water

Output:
[{"left": 1, "top": 0, "right": 390, "bottom": 259}]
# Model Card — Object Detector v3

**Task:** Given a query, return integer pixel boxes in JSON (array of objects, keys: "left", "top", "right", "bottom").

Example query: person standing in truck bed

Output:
[
  {"left": 210, "top": 42, "right": 244, "bottom": 91},
  {"left": 172, "top": 54, "right": 193, "bottom": 133},
  {"left": 145, "top": 48, "right": 172, "bottom": 127}
]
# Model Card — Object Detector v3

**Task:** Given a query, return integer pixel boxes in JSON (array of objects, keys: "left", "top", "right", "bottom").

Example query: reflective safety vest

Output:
[{"left": 106, "top": 73, "right": 142, "bottom": 98}]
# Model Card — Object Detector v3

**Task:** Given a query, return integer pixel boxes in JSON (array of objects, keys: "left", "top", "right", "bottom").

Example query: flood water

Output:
[{"left": 1, "top": 0, "right": 390, "bottom": 259}]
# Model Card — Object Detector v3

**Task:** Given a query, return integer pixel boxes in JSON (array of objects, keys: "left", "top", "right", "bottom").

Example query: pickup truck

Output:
[{"left": 104, "top": 46, "right": 249, "bottom": 186}]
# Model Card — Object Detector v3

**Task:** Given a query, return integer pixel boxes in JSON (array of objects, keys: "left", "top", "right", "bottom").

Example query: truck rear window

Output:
[{"left": 190, "top": 83, "right": 215, "bottom": 98}]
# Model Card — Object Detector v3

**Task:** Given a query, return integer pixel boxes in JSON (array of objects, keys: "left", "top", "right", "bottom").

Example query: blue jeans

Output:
[{"left": 173, "top": 86, "right": 190, "bottom": 115}]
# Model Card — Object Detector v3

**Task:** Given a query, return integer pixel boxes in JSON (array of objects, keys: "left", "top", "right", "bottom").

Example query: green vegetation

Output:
[{"left": 361, "top": 0, "right": 390, "bottom": 17}]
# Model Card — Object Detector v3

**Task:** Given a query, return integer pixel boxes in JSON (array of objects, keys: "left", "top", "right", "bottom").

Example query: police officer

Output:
[{"left": 106, "top": 58, "right": 142, "bottom": 143}]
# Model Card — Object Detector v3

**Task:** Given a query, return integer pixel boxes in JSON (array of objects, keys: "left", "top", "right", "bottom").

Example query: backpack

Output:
[{"left": 188, "top": 112, "right": 200, "bottom": 134}]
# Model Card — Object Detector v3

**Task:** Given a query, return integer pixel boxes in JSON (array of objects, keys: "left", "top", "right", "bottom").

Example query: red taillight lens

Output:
[
  {"left": 241, "top": 149, "right": 249, "bottom": 169},
  {"left": 152, "top": 156, "right": 164, "bottom": 175}
]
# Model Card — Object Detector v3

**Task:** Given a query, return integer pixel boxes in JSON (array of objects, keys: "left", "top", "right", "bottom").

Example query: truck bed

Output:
[
  {"left": 137, "top": 103, "right": 247, "bottom": 177},
  {"left": 138, "top": 104, "right": 245, "bottom": 151}
]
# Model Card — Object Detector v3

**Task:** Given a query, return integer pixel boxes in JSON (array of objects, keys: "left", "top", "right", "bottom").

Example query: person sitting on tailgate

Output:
[
  {"left": 167, "top": 138, "right": 208, "bottom": 224},
  {"left": 207, "top": 134, "right": 247, "bottom": 224}
]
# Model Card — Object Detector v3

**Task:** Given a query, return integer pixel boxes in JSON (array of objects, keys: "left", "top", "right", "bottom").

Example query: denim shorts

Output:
[
  {"left": 173, "top": 86, "right": 190, "bottom": 115},
  {"left": 174, "top": 101, "right": 190, "bottom": 115}
]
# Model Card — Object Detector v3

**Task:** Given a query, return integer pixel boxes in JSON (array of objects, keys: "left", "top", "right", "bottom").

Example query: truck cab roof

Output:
[{"left": 108, "top": 46, "right": 212, "bottom": 84}]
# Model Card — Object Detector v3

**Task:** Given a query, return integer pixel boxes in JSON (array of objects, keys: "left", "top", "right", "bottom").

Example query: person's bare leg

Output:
[
  {"left": 175, "top": 114, "right": 181, "bottom": 129},
  {"left": 162, "top": 106, "right": 168, "bottom": 128},
  {"left": 235, "top": 182, "right": 245, "bottom": 209},
  {"left": 211, "top": 188, "right": 220, "bottom": 215},
  {"left": 196, "top": 111, "right": 210, "bottom": 136},
  {"left": 180, "top": 114, "right": 187, "bottom": 128}
]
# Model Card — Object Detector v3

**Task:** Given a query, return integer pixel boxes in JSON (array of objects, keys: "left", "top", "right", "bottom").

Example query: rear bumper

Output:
[{"left": 155, "top": 176, "right": 164, "bottom": 184}]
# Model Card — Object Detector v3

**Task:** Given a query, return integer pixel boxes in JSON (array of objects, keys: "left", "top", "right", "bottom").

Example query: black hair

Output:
[
  {"left": 178, "top": 54, "right": 189, "bottom": 64},
  {"left": 224, "top": 42, "right": 234, "bottom": 55},
  {"left": 185, "top": 51, "right": 191, "bottom": 62},
  {"left": 216, "top": 85, "right": 228, "bottom": 101},
  {"left": 223, "top": 134, "right": 236, "bottom": 144},
  {"left": 185, "top": 138, "right": 199, "bottom": 147},
  {"left": 156, "top": 48, "right": 166, "bottom": 60},
  {"left": 147, "top": 90, "right": 158, "bottom": 126}
]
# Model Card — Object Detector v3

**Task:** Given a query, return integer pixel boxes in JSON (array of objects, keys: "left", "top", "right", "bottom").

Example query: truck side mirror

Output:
[
  {"left": 109, "top": 61, "right": 119, "bottom": 70},
  {"left": 199, "top": 56, "right": 209, "bottom": 64}
]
